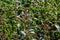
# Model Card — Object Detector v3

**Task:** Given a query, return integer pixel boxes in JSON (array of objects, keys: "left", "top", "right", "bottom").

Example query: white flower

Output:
[
  {"left": 17, "top": 15, "right": 20, "bottom": 18},
  {"left": 21, "top": 11, "right": 24, "bottom": 15},
  {"left": 17, "top": 23, "right": 20, "bottom": 28},
  {"left": 55, "top": 24, "right": 59, "bottom": 29},
  {"left": 29, "top": 29, "right": 35, "bottom": 34},
  {"left": 55, "top": 12, "right": 57, "bottom": 15},
  {"left": 29, "top": 29, "right": 34, "bottom": 31},
  {"left": 55, "top": 24, "right": 60, "bottom": 33},
  {"left": 42, "top": 38, "right": 45, "bottom": 40},
  {"left": 40, "top": 37, "right": 42, "bottom": 39},
  {"left": 16, "top": 6, "right": 19, "bottom": 9},
  {"left": 21, "top": 31, "right": 26, "bottom": 36},
  {"left": 26, "top": 25, "right": 28, "bottom": 27},
  {"left": 53, "top": 6, "right": 57, "bottom": 10},
  {"left": 34, "top": 18, "right": 38, "bottom": 20},
  {"left": 30, "top": 31, "right": 35, "bottom": 34}
]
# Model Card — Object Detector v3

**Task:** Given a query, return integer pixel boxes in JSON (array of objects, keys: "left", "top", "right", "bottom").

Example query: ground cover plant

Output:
[{"left": 0, "top": 0, "right": 60, "bottom": 40}]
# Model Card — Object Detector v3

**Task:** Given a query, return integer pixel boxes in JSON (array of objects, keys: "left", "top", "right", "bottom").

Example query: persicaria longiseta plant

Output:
[{"left": 0, "top": 0, "right": 60, "bottom": 40}]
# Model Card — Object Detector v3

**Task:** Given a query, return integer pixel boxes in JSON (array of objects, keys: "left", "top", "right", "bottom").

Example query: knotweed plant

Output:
[{"left": 0, "top": 0, "right": 60, "bottom": 40}]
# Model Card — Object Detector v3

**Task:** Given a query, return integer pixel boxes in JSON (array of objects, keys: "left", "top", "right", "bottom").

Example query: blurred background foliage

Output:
[{"left": 0, "top": 0, "right": 60, "bottom": 40}]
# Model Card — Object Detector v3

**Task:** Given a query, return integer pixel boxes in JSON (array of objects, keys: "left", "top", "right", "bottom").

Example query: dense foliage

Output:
[{"left": 0, "top": 0, "right": 60, "bottom": 40}]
